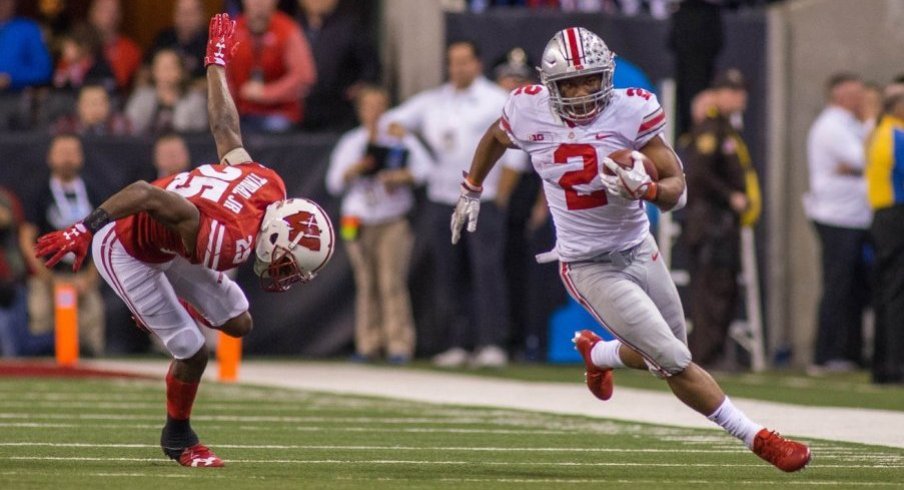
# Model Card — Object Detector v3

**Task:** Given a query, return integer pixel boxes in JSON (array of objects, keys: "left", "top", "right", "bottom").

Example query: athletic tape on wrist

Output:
[
  {"left": 221, "top": 147, "right": 253, "bottom": 166},
  {"left": 83, "top": 208, "right": 111, "bottom": 234}
]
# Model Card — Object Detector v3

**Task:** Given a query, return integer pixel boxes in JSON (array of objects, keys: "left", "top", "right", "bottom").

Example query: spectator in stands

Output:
[
  {"left": 88, "top": 0, "right": 141, "bottom": 91},
  {"left": 19, "top": 134, "right": 106, "bottom": 357},
  {"left": 804, "top": 72, "right": 871, "bottom": 374},
  {"left": 326, "top": 86, "right": 430, "bottom": 364},
  {"left": 153, "top": 133, "right": 192, "bottom": 178},
  {"left": 126, "top": 49, "right": 207, "bottom": 134},
  {"left": 0, "top": 186, "right": 54, "bottom": 357},
  {"left": 53, "top": 84, "right": 130, "bottom": 136},
  {"left": 146, "top": 0, "right": 208, "bottom": 80},
  {"left": 52, "top": 23, "right": 115, "bottom": 92},
  {"left": 385, "top": 40, "right": 524, "bottom": 368},
  {"left": 297, "top": 0, "right": 380, "bottom": 131},
  {"left": 229, "top": 0, "right": 316, "bottom": 132},
  {"left": 0, "top": 0, "right": 53, "bottom": 92},
  {"left": 865, "top": 91, "right": 904, "bottom": 385}
]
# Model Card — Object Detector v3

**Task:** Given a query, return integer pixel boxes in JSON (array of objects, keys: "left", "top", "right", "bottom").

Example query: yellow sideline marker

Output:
[
  {"left": 54, "top": 282, "right": 78, "bottom": 366},
  {"left": 217, "top": 331, "right": 241, "bottom": 382}
]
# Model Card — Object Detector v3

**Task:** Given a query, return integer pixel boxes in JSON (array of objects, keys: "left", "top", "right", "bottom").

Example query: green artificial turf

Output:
[{"left": 0, "top": 377, "right": 902, "bottom": 489}]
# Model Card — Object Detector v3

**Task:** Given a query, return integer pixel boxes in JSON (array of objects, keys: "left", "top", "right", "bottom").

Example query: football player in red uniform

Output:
[{"left": 34, "top": 13, "right": 334, "bottom": 468}]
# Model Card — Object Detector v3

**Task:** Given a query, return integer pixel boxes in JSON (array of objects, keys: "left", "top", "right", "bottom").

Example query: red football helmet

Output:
[{"left": 253, "top": 198, "right": 335, "bottom": 292}]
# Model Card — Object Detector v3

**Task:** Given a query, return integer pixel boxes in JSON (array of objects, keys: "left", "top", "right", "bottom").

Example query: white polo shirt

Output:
[
  {"left": 803, "top": 105, "right": 872, "bottom": 229},
  {"left": 326, "top": 127, "right": 431, "bottom": 225},
  {"left": 384, "top": 76, "right": 527, "bottom": 205}
]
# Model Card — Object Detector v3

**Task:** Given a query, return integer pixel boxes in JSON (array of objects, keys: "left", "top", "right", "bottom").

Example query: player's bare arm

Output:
[
  {"left": 100, "top": 182, "right": 200, "bottom": 250},
  {"left": 207, "top": 65, "right": 243, "bottom": 161},
  {"left": 466, "top": 119, "right": 518, "bottom": 185},
  {"left": 204, "top": 13, "right": 249, "bottom": 164},
  {"left": 638, "top": 135, "right": 686, "bottom": 211},
  {"left": 450, "top": 120, "right": 517, "bottom": 244},
  {"left": 34, "top": 181, "right": 201, "bottom": 271}
]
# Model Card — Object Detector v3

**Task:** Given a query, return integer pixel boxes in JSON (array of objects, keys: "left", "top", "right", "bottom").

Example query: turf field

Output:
[{"left": 0, "top": 376, "right": 902, "bottom": 489}]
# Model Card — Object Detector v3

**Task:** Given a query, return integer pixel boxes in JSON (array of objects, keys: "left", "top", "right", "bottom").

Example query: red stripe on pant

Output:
[{"left": 558, "top": 262, "right": 667, "bottom": 376}]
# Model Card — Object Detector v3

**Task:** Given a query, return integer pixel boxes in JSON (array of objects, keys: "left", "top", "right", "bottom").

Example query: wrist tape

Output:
[{"left": 83, "top": 208, "right": 111, "bottom": 234}]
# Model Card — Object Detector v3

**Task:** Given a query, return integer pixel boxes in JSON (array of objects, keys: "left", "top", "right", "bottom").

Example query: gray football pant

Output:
[{"left": 559, "top": 233, "right": 692, "bottom": 376}]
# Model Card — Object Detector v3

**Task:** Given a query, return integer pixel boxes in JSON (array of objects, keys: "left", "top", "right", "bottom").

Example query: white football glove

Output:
[
  {"left": 450, "top": 173, "right": 482, "bottom": 244},
  {"left": 601, "top": 151, "right": 657, "bottom": 201}
]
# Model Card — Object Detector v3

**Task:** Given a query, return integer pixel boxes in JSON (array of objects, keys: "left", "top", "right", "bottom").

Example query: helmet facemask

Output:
[
  {"left": 544, "top": 67, "right": 614, "bottom": 124},
  {"left": 253, "top": 244, "right": 315, "bottom": 292}
]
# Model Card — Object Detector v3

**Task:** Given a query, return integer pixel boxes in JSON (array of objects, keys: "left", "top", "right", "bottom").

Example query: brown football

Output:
[{"left": 602, "top": 148, "right": 659, "bottom": 180}]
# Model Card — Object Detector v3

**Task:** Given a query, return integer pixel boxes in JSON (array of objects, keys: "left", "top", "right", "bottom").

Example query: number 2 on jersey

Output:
[
  {"left": 166, "top": 165, "right": 243, "bottom": 203},
  {"left": 554, "top": 144, "right": 608, "bottom": 210}
]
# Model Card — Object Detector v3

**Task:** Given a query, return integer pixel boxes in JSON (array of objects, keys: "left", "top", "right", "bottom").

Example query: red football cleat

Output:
[
  {"left": 178, "top": 443, "right": 224, "bottom": 468},
  {"left": 572, "top": 330, "right": 614, "bottom": 401},
  {"left": 752, "top": 429, "right": 811, "bottom": 472}
]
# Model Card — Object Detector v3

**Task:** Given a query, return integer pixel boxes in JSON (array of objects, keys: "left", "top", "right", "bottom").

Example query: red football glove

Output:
[
  {"left": 204, "top": 13, "right": 238, "bottom": 68},
  {"left": 34, "top": 223, "right": 93, "bottom": 272}
]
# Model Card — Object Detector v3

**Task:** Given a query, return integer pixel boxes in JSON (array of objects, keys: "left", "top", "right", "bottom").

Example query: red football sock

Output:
[{"left": 165, "top": 364, "right": 200, "bottom": 421}]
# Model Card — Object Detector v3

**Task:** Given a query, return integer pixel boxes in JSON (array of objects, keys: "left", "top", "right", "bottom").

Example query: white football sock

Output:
[
  {"left": 590, "top": 340, "right": 625, "bottom": 369},
  {"left": 706, "top": 397, "right": 764, "bottom": 449}
]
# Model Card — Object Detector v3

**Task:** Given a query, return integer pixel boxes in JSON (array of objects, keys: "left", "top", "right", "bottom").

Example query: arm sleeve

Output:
[
  {"left": 8, "top": 23, "right": 52, "bottom": 88},
  {"left": 258, "top": 25, "right": 317, "bottom": 103},
  {"left": 633, "top": 92, "right": 667, "bottom": 149},
  {"left": 325, "top": 132, "right": 362, "bottom": 196},
  {"left": 500, "top": 90, "right": 523, "bottom": 146}
]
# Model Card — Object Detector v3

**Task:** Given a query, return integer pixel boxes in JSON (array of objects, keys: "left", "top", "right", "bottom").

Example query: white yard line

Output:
[
  {"left": 86, "top": 360, "right": 904, "bottom": 449},
  {"left": 3, "top": 455, "right": 898, "bottom": 468},
  {"left": 0, "top": 442, "right": 750, "bottom": 453}
]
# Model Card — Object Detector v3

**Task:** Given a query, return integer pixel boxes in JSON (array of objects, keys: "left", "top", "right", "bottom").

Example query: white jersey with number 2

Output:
[{"left": 500, "top": 85, "right": 666, "bottom": 262}]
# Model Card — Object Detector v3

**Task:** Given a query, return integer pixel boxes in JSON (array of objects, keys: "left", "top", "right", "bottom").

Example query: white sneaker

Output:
[
  {"left": 470, "top": 345, "right": 508, "bottom": 368},
  {"left": 432, "top": 347, "right": 469, "bottom": 368}
]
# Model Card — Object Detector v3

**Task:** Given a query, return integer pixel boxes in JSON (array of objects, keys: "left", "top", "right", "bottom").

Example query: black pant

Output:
[
  {"left": 812, "top": 222, "right": 871, "bottom": 366},
  {"left": 871, "top": 206, "right": 904, "bottom": 383},
  {"left": 687, "top": 230, "right": 740, "bottom": 367},
  {"left": 427, "top": 201, "right": 509, "bottom": 350}
]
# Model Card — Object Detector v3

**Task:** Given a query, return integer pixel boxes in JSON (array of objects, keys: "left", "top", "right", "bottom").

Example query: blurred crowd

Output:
[{"left": 0, "top": 0, "right": 378, "bottom": 134}]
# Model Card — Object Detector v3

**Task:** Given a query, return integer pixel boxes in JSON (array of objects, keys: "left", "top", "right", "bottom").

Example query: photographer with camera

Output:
[{"left": 326, "top": 85, "right": 431, "bottom": 364}]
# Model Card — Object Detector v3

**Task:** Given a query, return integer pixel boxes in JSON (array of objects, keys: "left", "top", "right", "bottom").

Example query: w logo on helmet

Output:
[{"left": 282, "top": 211, "right": 322, "bottom": 251}]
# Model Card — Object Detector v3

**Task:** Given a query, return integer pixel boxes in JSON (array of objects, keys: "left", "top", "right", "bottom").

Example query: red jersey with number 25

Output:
[
  {"left": 499, "top": 85, "right": 666, "bottom": 262},
  {"left": 115, "top": 163, "right": 287, "bottom": 270}
]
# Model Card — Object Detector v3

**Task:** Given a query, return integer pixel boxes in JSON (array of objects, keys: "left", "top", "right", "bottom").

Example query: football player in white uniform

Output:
[{"left": 451, "top": 27, "right": 811, "bottom": 472}]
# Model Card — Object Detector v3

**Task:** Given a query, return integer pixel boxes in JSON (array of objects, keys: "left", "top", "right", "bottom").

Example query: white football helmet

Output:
[
  {"left": 539, "top": 27, "right": 615, "bottom": 124},
  {"left": 254, "top": 198, "right": 335, "bottom": 292}
]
